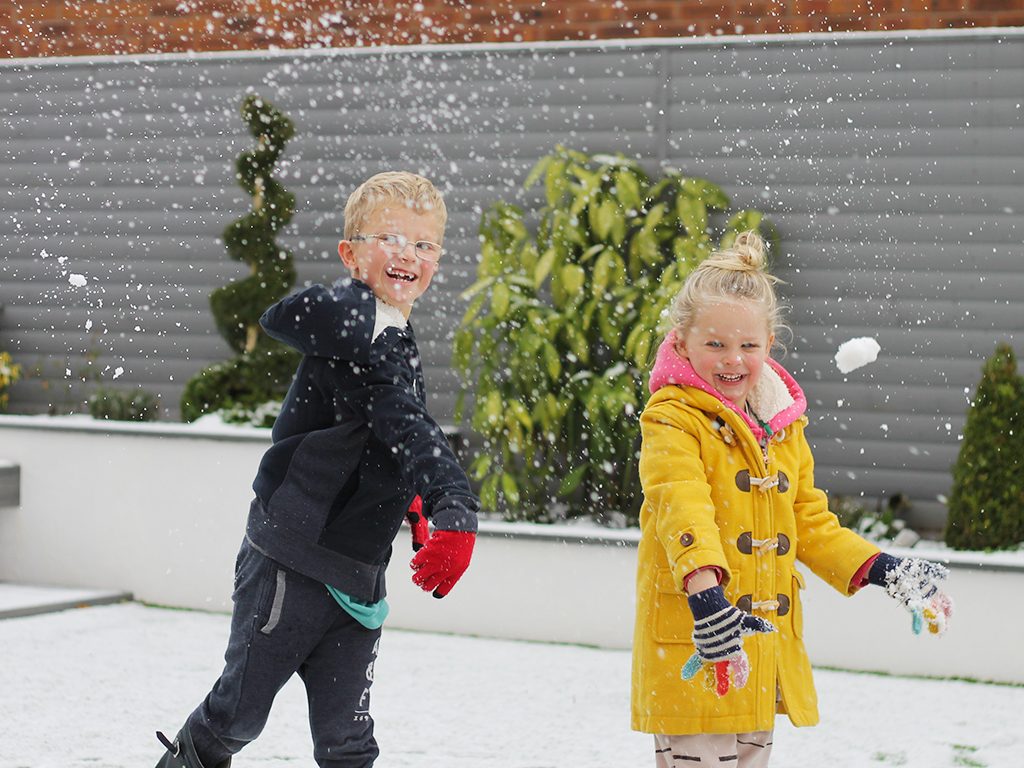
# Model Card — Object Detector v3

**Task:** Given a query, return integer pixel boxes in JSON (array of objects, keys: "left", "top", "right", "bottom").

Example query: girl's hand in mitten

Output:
[
  {"left": 868, "top": 553, "right": 954, "bottom": 636},
  {"left": 680, "top": 586, "right": 775, "bottom": 697}
]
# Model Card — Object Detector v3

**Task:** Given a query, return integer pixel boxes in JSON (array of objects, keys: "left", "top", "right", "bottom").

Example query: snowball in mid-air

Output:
[
  {"left": 835, "top": 336, "right": 881, "bottom": 374},
  {"left": 68, "top": 273, "right": 88, "bottom": 287}
]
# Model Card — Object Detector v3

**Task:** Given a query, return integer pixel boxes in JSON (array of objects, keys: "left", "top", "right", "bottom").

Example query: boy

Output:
[{"left": 155, "top": 172, "right": 479, "bottom": 768}]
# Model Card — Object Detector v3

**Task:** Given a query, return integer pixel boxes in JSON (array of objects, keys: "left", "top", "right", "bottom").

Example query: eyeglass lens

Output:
[{"left": 377, "top": 233, "right": 441, "bottom": 261}]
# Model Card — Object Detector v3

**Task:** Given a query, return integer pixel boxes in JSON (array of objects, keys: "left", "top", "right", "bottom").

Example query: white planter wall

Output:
[
  {"left": 0, "top": 417, "right": 258, "bottom": 611},
  {"left": 1, "top": 416, "right": 1021, "bottom": 683}
]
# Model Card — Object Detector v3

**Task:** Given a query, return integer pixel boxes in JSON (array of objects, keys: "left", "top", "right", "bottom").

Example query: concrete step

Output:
[{"left": 0, "top": 582, "right": 133, "bottom": 619}]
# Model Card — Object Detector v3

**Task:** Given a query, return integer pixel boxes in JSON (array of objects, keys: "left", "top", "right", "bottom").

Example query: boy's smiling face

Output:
[{"left": 338, "top": 205, "right": 443, "bottom": 318}]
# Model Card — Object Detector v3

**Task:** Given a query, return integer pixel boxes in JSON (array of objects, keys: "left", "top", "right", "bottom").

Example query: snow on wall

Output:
[{"left": 1, "top": 417, "right": 1021, "bottom": 684}]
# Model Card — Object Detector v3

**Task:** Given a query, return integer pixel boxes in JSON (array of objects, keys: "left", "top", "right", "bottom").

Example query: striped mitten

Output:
[
  {"left": 681, "top": 586, "right": 775, "bottom": 696},
  {"left": 868, "top": 553, "right": 953, "bottom": 636}
]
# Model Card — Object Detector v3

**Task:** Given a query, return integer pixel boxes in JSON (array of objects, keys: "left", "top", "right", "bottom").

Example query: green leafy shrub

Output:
[
  {"left": 453, "top": 146, "right": 774, "bottom": 523},
  {"left": 0, "top": 350, "right": 21, "bottom": 411},
  {"left": 181, "top": 94, "right": 299, "bottom": 427},
  {"left": 89, "top": 387, "right": 160, "bottom": 422},
  {"left": 945, "top": 342, "right": 1024, "bottom": 550}
]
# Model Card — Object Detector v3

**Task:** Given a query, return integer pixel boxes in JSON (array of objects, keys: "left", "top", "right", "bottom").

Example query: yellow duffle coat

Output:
[{"left": 632, "top": 334, "right": 879, "bottom": 735}]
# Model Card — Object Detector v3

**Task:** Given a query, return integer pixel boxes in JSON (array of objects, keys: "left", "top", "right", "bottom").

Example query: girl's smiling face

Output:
[{"left": 676, "top": 300, "right": 774, "bottom": 411}]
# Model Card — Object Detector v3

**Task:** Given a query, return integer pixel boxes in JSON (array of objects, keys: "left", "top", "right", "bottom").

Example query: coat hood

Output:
[
  {"left": 648, "top": 331, "right": 807, "bottom": 438},
  {"left": 260, "top": 278, "right": 408, "bottom": 363}
]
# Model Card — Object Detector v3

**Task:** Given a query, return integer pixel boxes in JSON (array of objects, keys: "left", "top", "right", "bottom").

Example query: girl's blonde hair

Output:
[
  {"left": 670, "top": 229, "right": 788, "bottom": 347},
  {"left": 343, "top": 171, "right": 447, "bottom": 239}
]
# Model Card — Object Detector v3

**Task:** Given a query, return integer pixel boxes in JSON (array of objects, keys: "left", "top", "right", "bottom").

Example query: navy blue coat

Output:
[{"left": 246, "top": 278, "right": 478, "bottom": 602}]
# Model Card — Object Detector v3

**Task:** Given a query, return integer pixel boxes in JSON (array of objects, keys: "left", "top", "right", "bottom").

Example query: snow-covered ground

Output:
[{"left": 1, "top": 602, "right": 1021, "bottom": 768}]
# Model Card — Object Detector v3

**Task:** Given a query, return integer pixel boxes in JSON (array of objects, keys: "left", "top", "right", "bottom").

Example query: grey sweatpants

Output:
[
  {"left": 654, "top": 731, "right": 774, "bottom": 767},
  {"left": 185, "top": 537, "right": 382, "bottom": 767}
]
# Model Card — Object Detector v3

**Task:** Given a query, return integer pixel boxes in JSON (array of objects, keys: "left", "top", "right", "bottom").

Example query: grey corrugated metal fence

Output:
[{"left": 1, "top": 30, "right": 1021, "bottom": 532}]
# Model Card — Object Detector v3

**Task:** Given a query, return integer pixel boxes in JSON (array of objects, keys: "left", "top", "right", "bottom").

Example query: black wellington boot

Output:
[{"left": 154, "top": 727, "right": 231, "bottom": 768}]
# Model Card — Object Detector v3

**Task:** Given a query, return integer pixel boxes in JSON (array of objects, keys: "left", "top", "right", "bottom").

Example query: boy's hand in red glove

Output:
[
  {"left": 405, "top": 495, "right": 429, "bottom": 552},
  {"left": 410, "top": 529, "right": 475, "bottom": 598}
]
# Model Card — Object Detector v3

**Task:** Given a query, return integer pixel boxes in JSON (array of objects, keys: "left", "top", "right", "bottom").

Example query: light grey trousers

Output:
[{"left": 654, "top": 731, "right": 774, "bottom": 767}]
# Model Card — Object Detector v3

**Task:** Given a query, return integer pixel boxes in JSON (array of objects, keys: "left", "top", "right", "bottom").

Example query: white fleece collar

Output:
[
  {"left": 747, "top": 363, "right": 795, "bottom": 423},
  {"left": 371, "top": 298, "right": 408, "bottom": 342}
]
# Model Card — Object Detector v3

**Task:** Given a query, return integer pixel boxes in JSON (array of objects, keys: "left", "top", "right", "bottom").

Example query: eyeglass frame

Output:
[{"left": 349, "top": 232, "right": 445, "bottom": 263}]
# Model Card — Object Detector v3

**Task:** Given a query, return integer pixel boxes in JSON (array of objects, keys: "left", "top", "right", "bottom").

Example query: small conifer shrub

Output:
[
  {"left": 181, "top": 95, "right": 299, "bottom": 427},
  {"left": 89, "top": 387, "right": 160, "bottom": 422},
  {"left": 944, "top": 342, "right": 1024, "bottom": 550}
]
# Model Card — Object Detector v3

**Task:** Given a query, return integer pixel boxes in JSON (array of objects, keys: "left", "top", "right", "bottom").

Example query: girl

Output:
[{"left": 632, "top": 231, "right": 953, "bottom": 767}]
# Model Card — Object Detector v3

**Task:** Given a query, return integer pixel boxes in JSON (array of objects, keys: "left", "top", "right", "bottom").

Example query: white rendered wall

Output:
[
  {"left": 1, "top": 417, "right": 1021, "bottom": 683},
  {"left": 0, "top": 417, "right": 257, "bottom": 611}
]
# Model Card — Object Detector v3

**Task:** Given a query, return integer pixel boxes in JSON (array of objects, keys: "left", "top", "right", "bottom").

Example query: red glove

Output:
[
  {"left": 410, "top": 530, "right": 475, "bottom": 598},
  {"left": 405, "top": 495, "right": 429, "bottom": 552}
]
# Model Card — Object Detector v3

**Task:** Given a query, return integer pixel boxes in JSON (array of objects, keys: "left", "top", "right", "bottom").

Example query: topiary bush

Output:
[
  {"left": 453, "top": 146, "right": 775, "bottom": 524},
  {"left": 944, "top": 342, "right": 1024, "bottom": 550},
  {"left": 180, "top": 94, "right": 299, "bottom": 427}
]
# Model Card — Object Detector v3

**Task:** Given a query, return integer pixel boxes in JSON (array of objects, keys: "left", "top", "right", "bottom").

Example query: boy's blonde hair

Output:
[
  {"left": 670, "top": 229, "right": 788, "bottom": 345},
  {"left": 343, "top": 171, "right": 447, "bottom": 239}
]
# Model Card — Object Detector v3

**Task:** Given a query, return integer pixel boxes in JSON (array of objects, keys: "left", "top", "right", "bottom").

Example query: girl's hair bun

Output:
[
  {"left": 729, "top": 230, "right": 767, "bottom": 270},
  {"left": 669, "top": 228, "right": 788, "bottom": 351},
  {"left": 710, "top": 229, "right": 768, "bottom": 273}
]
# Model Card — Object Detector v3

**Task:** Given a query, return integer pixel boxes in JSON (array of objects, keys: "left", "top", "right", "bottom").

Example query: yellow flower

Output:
[{"left": 0, "top": 351, "right": 22, "bottom": 411}]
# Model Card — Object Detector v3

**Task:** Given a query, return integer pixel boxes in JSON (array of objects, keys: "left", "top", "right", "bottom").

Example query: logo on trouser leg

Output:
[
  {"left": 354, "top": 686, "right": 372, "bottom": 721},
  {"left": 354, "top": 637, "right": 379, "bottom": 721}
]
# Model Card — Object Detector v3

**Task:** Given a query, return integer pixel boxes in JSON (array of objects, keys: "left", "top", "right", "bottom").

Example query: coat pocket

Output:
[
  {"left": 791, "top": 570, "right": 806, "bottom": 638},
  {"left": 652, "top": 568, "right": 694, "bottom": 644},
  {"left": 651, "top": 568, "right": 746, "bottom": 644}
]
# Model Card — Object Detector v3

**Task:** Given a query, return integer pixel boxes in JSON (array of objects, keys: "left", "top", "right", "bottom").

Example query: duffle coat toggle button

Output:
[
  {"left": 737, "top": 593, "right": 791, "bottom": 616},
  {"left": 734, "top": 469, "right": 790, "bottom": 493},
  {"left": 737, "top": 532, "right": 791, "bottom": 556},
  {"left": 750, "top": 474, "right": 779, "bottom": 492},
  {"left": 713, "top": 417, "right": 736, "bottom": 446}
]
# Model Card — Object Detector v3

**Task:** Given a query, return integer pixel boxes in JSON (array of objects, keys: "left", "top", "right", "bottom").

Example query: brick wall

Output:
[{"left": 1, "top": 0, "right": 1022, "bottom": 58}]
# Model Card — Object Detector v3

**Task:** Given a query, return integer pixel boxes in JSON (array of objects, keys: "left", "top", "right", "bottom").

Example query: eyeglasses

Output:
[{"left": 350, "top": 232, "right": 445, "bottom": 263}]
